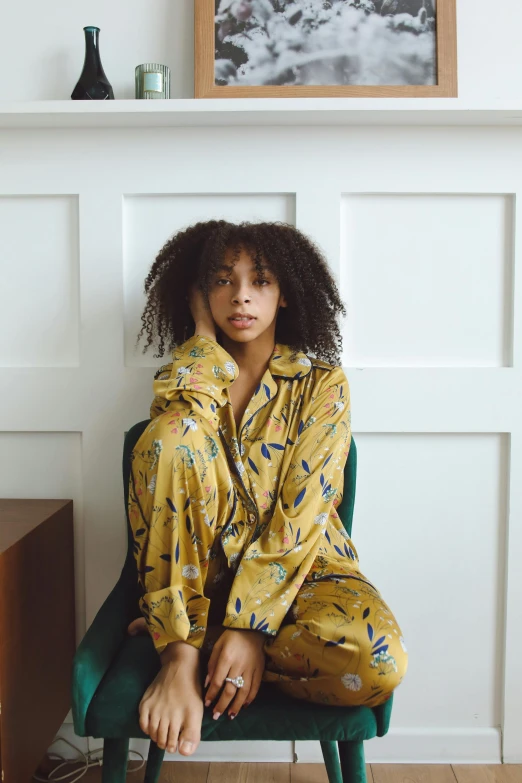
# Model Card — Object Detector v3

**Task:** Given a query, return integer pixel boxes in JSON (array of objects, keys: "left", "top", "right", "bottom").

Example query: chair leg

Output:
[
  {"left": 102, "top": 738, "right": 130, "bottom": 783},
  {"left": 144, "top": 739, "right": 166, "bottom": 783},
  {"left": 338, "top": 740, "right": 367, "bottom": 783},
  {"left": 320, "top": 740, "right": 343, "bottom": 783}
]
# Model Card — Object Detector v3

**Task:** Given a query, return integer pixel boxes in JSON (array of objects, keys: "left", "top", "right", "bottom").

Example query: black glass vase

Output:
[{"left": 71, "top": 26, "right": 114, "bottom": 100}]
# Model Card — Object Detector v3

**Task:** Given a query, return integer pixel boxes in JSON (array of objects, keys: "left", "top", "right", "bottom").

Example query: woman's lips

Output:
[{"left": 229, "top": 316, "right": 256, "bottom": 329}]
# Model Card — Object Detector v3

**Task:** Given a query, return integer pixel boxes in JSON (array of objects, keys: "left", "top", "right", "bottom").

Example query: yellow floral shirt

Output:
[{"left": 145, "top": 334, "right": 363, "bottom": 638}]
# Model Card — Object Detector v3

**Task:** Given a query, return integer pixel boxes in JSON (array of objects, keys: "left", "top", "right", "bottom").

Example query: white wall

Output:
[
  {"left": 2, "top": 0, "right": 522, "bottom": 771},
  {"left": 2, "top": 125, "right": 522, "bottom": 766},
  {"left": 0, "top": 0, "right": 521, "bottom": 102}
]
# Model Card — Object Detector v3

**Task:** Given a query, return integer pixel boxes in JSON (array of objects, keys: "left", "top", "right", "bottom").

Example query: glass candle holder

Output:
[{"left": 135, "top": 63, "right": 170, "bottom": 99}]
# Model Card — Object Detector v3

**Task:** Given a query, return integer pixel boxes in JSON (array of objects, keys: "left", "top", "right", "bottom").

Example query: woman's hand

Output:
[
  {"left": 204, "top": 629, "right": 266, "bottom": 719},
  {"left": 187, "top": 283, "right": 217, "bottom": 338}
]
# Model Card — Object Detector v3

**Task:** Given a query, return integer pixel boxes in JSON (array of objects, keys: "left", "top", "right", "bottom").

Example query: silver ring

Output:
[{"left": 225, "top": 675, "right": 245, "bottom": 688}]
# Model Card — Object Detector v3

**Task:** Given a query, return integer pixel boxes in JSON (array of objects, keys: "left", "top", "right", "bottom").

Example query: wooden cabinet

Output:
[{"left": 0, "top": 500, "right": 76, "bottom": 783}]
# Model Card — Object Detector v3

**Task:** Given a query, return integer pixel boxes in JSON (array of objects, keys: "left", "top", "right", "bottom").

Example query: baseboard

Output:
[
  {"left": 54, "top": 722, "right": 294, "bottom": 763},
  {"left": 55, "top": 723, "right": 503, "bottom": 764},
  {"left": 48, "top": 725, "right": 90, "bottom": 758},
  {"left": 296, "top": 728, "right": 502, "bottom": 764},
  {"left": 129, "top": 738, "right": 294, "bottom": 762}
]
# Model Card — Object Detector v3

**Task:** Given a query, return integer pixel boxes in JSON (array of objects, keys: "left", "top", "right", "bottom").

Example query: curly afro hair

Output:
[{"left": 135, "top": 219, "right": 347, "bottom": 366}]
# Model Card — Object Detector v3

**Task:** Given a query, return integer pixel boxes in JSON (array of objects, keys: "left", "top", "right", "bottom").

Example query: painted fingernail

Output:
[
  {"left": 204, "top": 699, "right": 211, "bottom": 707},
  {"left": 244, "top": 701, "right": 251, "bottom": 707},
  {"left": 213, "top": 712, "right": 221, "bottom": 720},
  {"left": 229, "top": 712, "right": 236, "bottom": 720}
]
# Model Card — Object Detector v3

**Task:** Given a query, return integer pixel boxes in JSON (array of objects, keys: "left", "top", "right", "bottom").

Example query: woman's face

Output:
[{"left": 207, "top": 245, "right": 287, "bottom": 344}]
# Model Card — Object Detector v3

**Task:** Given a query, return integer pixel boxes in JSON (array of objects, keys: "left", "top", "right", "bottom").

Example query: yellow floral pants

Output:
[{"left": 129, "top": 410, "right": 408, "bottom": 709}]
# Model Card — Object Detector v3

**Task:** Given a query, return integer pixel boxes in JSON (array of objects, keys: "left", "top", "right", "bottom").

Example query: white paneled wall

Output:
[
  {"left": 356, "top": 433, "right": 507, "bottom": 725},
  {"left": 0, "top": 195, "right": 80, "bottom": 366},
  {"left": 0, "top": 125, "right": 521, "bottom": 764},
  {"left": 341, "top": 193, "right": 514, "bottom": 367}
]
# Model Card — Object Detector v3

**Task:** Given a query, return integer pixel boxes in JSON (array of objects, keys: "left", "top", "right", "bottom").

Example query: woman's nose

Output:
[{"left": 232, "top": 287, "right": 251, "bottom": 299}]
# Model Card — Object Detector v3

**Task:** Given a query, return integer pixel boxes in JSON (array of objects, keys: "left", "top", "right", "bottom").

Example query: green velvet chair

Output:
[{"left": 72, "top": 420, "right": 393, "bottom": 783}]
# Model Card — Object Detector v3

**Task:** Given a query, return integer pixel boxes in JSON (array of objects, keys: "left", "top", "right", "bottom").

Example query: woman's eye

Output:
[{"left": 215, "top": 278, "right": 269, "bottom": 286}]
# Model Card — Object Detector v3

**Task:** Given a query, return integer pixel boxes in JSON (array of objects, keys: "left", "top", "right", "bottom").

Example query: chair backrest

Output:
[
  {"left": 122, "top": 420, "right": 357, "bottom": 578},
  {"left": 122, "top": 420, "right": 151, "bottom": 578}
]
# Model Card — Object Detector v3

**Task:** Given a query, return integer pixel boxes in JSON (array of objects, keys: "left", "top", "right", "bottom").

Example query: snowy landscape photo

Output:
[{"left": 214, "top": 0, "right": 438, "bottom": 87}]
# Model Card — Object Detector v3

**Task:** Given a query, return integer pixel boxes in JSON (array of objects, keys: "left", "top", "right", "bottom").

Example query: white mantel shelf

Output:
[{"left": 1, "top": 98, "right": 522, "bottom": 129}]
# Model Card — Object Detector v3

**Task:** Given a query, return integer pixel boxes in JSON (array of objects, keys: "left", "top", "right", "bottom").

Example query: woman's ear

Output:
[{"left": 279, "top": 293, "right": 288, "bottom": 308}]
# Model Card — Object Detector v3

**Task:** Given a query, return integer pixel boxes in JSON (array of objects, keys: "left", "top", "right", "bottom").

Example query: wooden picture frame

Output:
[{"left": 195, "top": 0, "right": 457, "bottom": 98}]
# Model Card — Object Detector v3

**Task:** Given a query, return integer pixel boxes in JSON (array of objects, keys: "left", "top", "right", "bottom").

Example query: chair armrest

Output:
[{"left": 71, "top": 560, "right": 141, "bottom": 736}]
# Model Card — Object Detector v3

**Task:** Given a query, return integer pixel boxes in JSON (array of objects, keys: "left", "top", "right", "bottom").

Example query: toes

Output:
[
  {"left": 147, "top": 720, "right": 159, "bottom": 744},
  {"left": 139, "top": 706, "right": 150, "bottom": 735},
  {"left": 178, "top": 728, "right": 200, "bottom": 756},
  {"left": 156, "top": 718, "right": 172, "bottom": 751},
  {"left": 166, "top": 729, "right": 178, "bottom": 753}
]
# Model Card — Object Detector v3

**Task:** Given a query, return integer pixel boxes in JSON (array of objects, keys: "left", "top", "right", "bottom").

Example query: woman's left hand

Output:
[{"left": 204, "top": 628, "right": 266, "bottom": 718}]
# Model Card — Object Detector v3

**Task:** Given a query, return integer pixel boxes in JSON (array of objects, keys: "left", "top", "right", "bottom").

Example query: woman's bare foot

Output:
[
  {"left": 126, "top": 619, "right": 229, "bottom": 755},
  {"left": 138, "top": 641, "right": 204, "bottom": 756}
]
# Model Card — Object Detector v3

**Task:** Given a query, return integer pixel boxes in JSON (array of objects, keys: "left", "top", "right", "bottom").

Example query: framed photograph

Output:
[{"left": 195, "top": 0, "right": 457, "bottom": 98}]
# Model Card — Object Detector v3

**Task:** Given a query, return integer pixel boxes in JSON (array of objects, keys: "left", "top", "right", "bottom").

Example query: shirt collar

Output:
[
  {"left": 221, "top": 342, "right": 313, "bottom": 442},
  {"left": 269, "top": 342, "right": 313, "bottom": 380}
]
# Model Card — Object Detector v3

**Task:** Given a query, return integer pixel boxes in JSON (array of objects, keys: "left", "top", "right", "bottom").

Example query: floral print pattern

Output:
[{"left": 128, "top": 334, "right": 408, "bottom": 707}]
